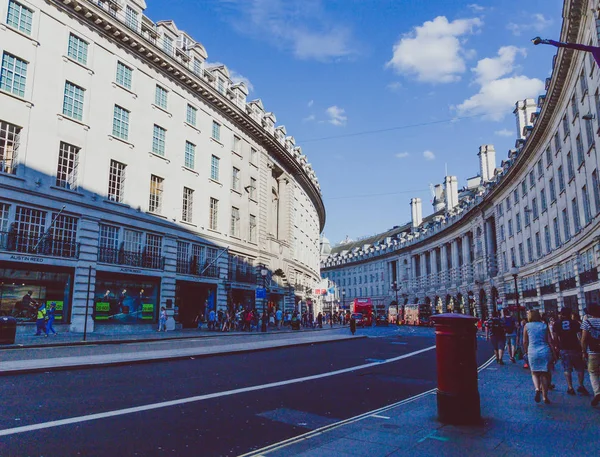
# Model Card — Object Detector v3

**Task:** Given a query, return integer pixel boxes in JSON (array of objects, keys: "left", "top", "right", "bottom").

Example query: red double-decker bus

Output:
[{"left": 351, "top": 298, "right": 373, "bottom": 326}]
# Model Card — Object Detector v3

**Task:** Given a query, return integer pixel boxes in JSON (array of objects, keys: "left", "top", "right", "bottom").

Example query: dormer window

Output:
[
  {"left": 125, "top": 6, "right": 139, "bottom": 32},
  {"left": 192, "top": 58, "right": 202, "bottom": 76},
  {"left": 217, "top": 77, "right": 226, "bottom": 95},
  {"left": 162, "top": 35, "right": 173, "bottom": 56}
]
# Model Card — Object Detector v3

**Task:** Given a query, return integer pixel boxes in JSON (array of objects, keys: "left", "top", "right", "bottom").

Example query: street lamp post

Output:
[
  {"left": 261, "top": 268, "right": 268, "bottom": 332},
  {"left": 391, "top": 281, "right": 400, "bottom": 305},
  {"left": 510, "top": 263, "right": 520, "bottom": 322}
]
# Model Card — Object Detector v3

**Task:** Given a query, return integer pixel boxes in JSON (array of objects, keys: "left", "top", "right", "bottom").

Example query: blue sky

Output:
[{"left": 147, "top": 0, "right": 563, "bottom": 245}]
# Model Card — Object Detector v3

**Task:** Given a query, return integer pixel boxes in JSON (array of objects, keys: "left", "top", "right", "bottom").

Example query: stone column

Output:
[
  {"left": 484, "top": 219, "right": 494, "bottom": 276},
  {"left": 430, "top": 249, "right": 438, "bottom": 287},
  {"left": 420, "top": 253, "right": 427, "bottom": 290},
  {"left": 462, "top": 233, "right": 472, "bottom": 284},
  {"left": 160, "top": 236, "right": 178, "bottom": 330},
  {"left": 451, "top": 239, "right": 460, "bottom": 285},
  {"left": 70, "top": 217, "right": 100, "bottom": 334},
  {"left": 411, "top": 256, "right": 417, "bottom": 293},
  {"left": 440, "top": 245, "right": 448, "bottom": 286}
]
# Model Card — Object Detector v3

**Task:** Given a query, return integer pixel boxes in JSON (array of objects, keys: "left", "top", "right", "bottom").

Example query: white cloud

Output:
[
  {"left": 472, "top": 46, "right": 526, "bottom": 84},
  {"left": 467, "top": 4, "right": 485, "bottom": 12},
  {"left": 507, "top": 13, "right": 553, "bottom": 36},
  {"left": 303, "top": 114, "right": 316, "bottom": 122},
  {"left": 396, "top": 152, "right": 410, "bottom": 159},
  {"left": 456, "top": 46, "right": 544, "bottom": 121},
  {"left": 386, "top": 81, "right": 403, "bottom": 92},
  {"left": 308, "top": 99, "right": 314, "bottom": 107},
  {"left": 495, "top": 128, "right": 514, "bottom": 137},
  {"left": 325, "top": 106, "right": 347, "bottom": 126},
  {"left": 206, "top": 61, "right": 254, "bottom": 92},
  {"left": 423, "top": 150, "right": 436, "bottom": 161},
  {"left": 222, "top": 0, "right": 358, "bottom": 61},
  {"left": 386, "top": 16, "right": 483, "bottom": 84}
]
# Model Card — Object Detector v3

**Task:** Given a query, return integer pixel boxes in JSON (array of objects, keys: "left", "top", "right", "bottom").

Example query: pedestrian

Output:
[
  {"left": 261, "top": 310, "right": 268, "bottom": 332},
  {"left": 518, "top": 318, "right": 529, "bottom": 369},
  {"left": 552, "top": 308, "right": 589, "bottom": 396},
  {"left": 523, "top": 310, "right": 556, "bottom": 404},
  {"left": 45, "top": 302, "right": 57, "bottom": 336},
  {"left": 503, "top": 310, "right": 517, "bottom": 363},
  {"left": 485, "top": 311, "right": 506, "bottom": 364},
  {"left": 34, "top": 303, "right": 47, "bottom": 336},
  {"left": 317, "top": 312, "right": 323, "bottom": 328},
  {"left": 275, "top": 308, "right": 283, "bottom": 330},
  {"left": 194, "top": 311, "right": 204, "bottom": 330},
  {"left": 330, "top": 313, "right": 333, "bottom": 328},
  {"left": 208, "top": 309, "right": 216, "bottom": 331},
  {"left": 158, "top": 306, "right": 167, "bottom": 332},
  {"left": 350, "top": 315, "right": 357, "bottom": 335},
  {"left": 581, "top": 304, "right": 600, "bottom": 407}
]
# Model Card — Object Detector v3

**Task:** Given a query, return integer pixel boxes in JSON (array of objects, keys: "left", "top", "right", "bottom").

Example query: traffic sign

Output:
[{"left": 255, "top": 288, "right": 267, "bottom": 299}]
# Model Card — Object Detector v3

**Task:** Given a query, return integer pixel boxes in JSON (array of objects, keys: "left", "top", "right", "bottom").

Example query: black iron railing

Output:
[
  {"left": 229, "top": 268, "right": 256, "bottom": 284},
  {"left": 540, "top": 284, "right": 556, "bottom": 295},
  {"left": 176, "top": 258, "right": 219, "bottom": 278},
  {"left": 559, "top": 277, "right": 577, "bottom": 291},
  {"left": 99, "top": 247, "right": 164, "bottom": 270},
  {"left": 579, "top": 268, "right": 599, "bottom": 286},
  {"left": 522, "top": 289, "right": 538, "bottom": 298},
  {"left": 0, "top": 231, "right": 79, "bottom": 259}
]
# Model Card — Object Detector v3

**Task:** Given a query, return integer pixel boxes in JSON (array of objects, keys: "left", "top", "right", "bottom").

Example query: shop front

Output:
[
  {"left": 0, "top": 262, "right": 73, "bottom": 324},
  {"left": 231, "top": 286, "right": 256, "bottom": 310},
  {"left": 93, "top": 272, "right": 160, "bottom": 324},
  {"left": 585, "top": 289, "right": 600, "bottom": 308},
  {"left": 175, "top": 280, "right": 216, "bottom": 328},
  {"left": 543, "top": 299, "right": 558, "bottom": 315},
  {"left": 563, "top": 294, "right": 579, "bottom": 313}
]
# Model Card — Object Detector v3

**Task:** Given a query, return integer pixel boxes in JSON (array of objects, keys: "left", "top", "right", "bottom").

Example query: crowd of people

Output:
[
  {"left": 484, "top": 305, "right": 600, "bottom": 407},
  {"left": 192, "top": 306, "right": 351, "bottom": 333}
]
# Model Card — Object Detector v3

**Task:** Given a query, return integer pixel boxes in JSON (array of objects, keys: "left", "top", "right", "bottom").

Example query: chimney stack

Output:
[
  {"left": 433, "top": 184, "right": 445, "bottom": 212},
  {"left": 444, "top": 176, "right": 458, "bottom": 211},
  {"left": 410, "top": 197, "right": 423, "bottom": 228},
  {"left": 478, "top": 144, "right": 496, "bottom": 183},
  {"left": 513, "top": 99, "right": 536, "bottom": 139}
]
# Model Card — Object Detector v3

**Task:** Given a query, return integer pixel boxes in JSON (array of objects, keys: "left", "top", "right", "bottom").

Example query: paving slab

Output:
[{"left": 244, "top": 359, "right": 600, "bottom": 457}]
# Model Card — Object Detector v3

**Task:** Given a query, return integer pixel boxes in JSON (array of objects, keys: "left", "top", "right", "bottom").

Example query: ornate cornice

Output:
[{"left": 47, "top": 0, "right": 326, "bottom": 231}]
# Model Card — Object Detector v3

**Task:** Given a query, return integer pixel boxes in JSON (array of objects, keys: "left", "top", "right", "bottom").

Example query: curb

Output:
[
  {"left": 0, "top": 334, "right": 368, "bottom": 376},
  {"left": 0, "top": 325, "right": 347, "bottom": 351}
]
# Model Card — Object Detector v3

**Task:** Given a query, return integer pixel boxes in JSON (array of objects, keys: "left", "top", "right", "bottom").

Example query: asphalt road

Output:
[{"left": 0, "top": 326, "right": 490, "bottom": 457}]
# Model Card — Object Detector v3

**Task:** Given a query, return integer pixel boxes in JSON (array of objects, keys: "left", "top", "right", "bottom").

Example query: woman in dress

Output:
[{"left": 523, "top": 309, "right": 556, "bottom": 403}]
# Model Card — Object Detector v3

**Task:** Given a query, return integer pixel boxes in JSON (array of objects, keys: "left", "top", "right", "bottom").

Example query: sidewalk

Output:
[
  {"left": 0, "top": 327, "right": 364, "bottom": 375},
  {"left": 246, "top": 359, "right": 600, "bottom": 457},
  {"left": 2, "top": 323, "right": 344, "bottom": 350}
]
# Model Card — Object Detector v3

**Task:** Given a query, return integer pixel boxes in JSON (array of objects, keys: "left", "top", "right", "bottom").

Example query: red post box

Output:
[{"left": 431, "top": 313, "right": 480, "bottom": 425}]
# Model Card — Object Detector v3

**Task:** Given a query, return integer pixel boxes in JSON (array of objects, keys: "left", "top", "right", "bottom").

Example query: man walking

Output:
[
  {"left": 486, "top": 311, "right": 506, "bottom": 365},
  {"left": 581, "top": 304, "right": 600, "bottom": 407},
  {"left": 275, "top": 308, "right": 283, "bottom": 330},
  {"left": 504, "top": 310, "right": 517, "bottom": 363},
  {"left": 553, "top": 308, "right": 589, "bottom": 396}
]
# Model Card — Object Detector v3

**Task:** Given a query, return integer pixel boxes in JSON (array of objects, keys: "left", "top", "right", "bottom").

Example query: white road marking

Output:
[
  {"left": 240, "top": 355, "right": 496, "bottom": 456},
  {"left": 370, "top": 414, "right": 390, "bottom": 419},
  {"left": 0, "top": 345, "right": 435, "bottom": 437}
]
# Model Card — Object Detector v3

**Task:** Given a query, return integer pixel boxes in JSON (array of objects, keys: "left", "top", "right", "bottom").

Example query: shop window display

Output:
[
  {"left": 93, "top": 275, "right": 159, "bottom": 323},
  {"left": 0, "top": 267, "right": 72, "bottom": 322}
]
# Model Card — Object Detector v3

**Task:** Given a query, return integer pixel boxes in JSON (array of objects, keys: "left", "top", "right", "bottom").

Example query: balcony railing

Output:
[
  {"left": 0, "top": 231, "right": 79, "bottom": 259},
  {"left": 176, "top": 258, "right": 218, "bottom": 278},
  {"left": 540, "top": 284, "right": 556, "bottom": 295},
  {"left": 579, "top": 268, "right": 599, "bottom": 286},
  {"left": 522, "top": 289, "right": 538, "bottom": 298},
  {"left": 559, "top": 277, "right": 577, "bottom": 291},
  {"left": 99, "top": 247, "right": 164, "bottom": 270},
  {"left": 229, "top": 268, "right": 256, "bottom": 284}
]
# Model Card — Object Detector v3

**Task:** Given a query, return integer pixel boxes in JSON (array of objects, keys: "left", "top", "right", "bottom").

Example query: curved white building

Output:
[
  {"left": 0, "top": 0, "right": 324, "bottom": 332},
  {"left": 322, "top": 0, "right": 600, "bottom": 319}
]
